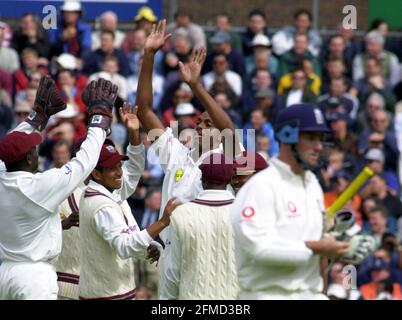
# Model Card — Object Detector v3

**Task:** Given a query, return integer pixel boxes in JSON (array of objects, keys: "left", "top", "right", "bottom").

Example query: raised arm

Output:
[
  {"left": 136, "top": 19, "right": 170, "bottom": 135},
  {"left": 115, "top": 103, "right": 145, "bottom": 201},
  {"left": 178, "top": 48, "right": 241, "bottom": 157}
]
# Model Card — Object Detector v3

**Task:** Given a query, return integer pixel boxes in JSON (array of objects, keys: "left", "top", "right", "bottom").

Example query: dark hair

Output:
[
  {"left": 294, "top": 31, "right": 308, "bottom": 40},
  {"left": 330, "top": 76, "right": 346, "bottom": 85},
  {"left": 366, "top": 56, "right": 381, "bottom": 66},
  {"left": 217, "top": 12, "right": 231, "bottom": 23},
  {"left": 174, "top": 10, "right": 192, "bottom": 20},
  {"left": 103, "top": 54, "right": 119, "bottom": 64},
  {"left": 52, "top": 139, "right": 70, "bottom": 150},
  {"left": 22, "top": 12, "right": 40, "bottom": 24},
  {"left": 101, "top": 30, "right": 115, "bottom": 39},
  {"left": 368, "top": 204, "right": 388, "bottom": 219},
  {"left": 212, "top": 51, "right": 227, "bottom": 61},
  {"left": 248, "top": 9, "right": 266, "bottom": 20},
  {"left": 21, "top": 47, "right": 39, "bottom": 57},
  {"left": 369, "top": 18, "right": 388, "bottom": 32},
  {"left": 145, "top": 188, "right": 161, "bottom": 199},
  {"left": 294, "top": 9, "right": 312, "bottom": 21},
  {"left": 328, "top": 34, "right": 345, "bottom": 44}
]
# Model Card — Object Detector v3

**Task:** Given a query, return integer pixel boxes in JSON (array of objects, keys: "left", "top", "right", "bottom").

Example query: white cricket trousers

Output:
[
  {"left": 0, "top": 261, "right": 58, "bottom": 300},
  {"left": 239, "top": 289, "right": 328, "bottom": 300}
]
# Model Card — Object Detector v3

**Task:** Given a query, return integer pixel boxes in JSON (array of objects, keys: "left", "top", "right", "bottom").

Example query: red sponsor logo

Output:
[
  {"left": 288, "top": 201, "right": 300, "bottom": 217},
  {"left": 241, "top": 206, "right": 255, "bottom": 218}
]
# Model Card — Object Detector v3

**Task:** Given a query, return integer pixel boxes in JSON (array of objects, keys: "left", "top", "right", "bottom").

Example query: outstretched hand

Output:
[
  {"left": 178, "top": 47, "right": 207, "bottom": 86},
  {"left": 144, "top": 19, "right": 171, "bottom": 54},
  {"left": 119, "top": 103, "right": 140, "bottom": 131}
]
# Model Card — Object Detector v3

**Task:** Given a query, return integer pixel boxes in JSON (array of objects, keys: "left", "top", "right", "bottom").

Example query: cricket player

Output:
[
  {"left": 0, "top": 77, "right": 117, "bottom": 299},
  {"left": 231, "top": 151, "right": 268, "bottom": 194},
  {"left": 136, "top": 20, "right": 240, "bottom": 236},
  {"left": 161, "top": 153, "right": 239, "bottom": 299},
  {"left": 232, "top": 103, "right": 354, "bottom": 300},
  {"left": 55, "top": 138, "right": 122, "bottom": 300},
  {"left": 78, "top": 104, "right": 179, "bottom": 300},
  {"left": 136, "top": 20, "right": 240, "bottom": 297}
]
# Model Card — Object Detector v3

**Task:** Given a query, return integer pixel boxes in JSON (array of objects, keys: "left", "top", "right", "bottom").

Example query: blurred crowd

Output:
[{"left": 0, "top": 1, "right": 402, "bottom": 300}]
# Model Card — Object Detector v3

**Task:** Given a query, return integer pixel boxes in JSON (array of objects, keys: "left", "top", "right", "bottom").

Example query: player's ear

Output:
[{"left": 91, "top": 168, "right": 103, "bottom": 182}]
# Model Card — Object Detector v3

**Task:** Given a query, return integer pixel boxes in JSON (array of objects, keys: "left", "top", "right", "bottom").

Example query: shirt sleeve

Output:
[
  {"left": 150, "top": 127, "right": 187, "bottom": 172},
  {"left": 94, "top": 207, "right": 153, "bottom": 259},
  {"left": 114, "top": 143, "right": 145, "bottom": 201},
  {"left": 231, "top": 176, "right": 314, "bottom": 267},
  {"left": 159, "top": 220, "right": 181, "bottom": 300},
  {"left": 20, "top": 127, "right": 106, "bottom": 213}
]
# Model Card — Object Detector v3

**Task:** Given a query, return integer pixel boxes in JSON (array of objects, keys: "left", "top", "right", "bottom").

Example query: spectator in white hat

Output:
[
  {"left": 245, "top": 33, "right": 279, "bottom": 78},
  {"left": 49, "top": 1, "right": 92, "bottom": 59}
]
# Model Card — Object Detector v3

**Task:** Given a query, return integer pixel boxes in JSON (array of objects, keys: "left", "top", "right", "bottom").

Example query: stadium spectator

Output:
[
  {"left": 241, "top": 9, "right": 270, "bottom": 57},
  {"left": 243, "top": 108, "right": 278, "bottom": 157},
  {"left": 125, "top": 29, "right": 147, "bottom": 76},
  {"left": 278, "top": 32, "right": 321, "bottom": 78},
  {"left": 11, "top": 13, "right": 51, "bottom": 59},
  {"left": 202, "top": 52, "right": 242, "bottom": 97},
  {"left": 278, "top": 58, "right": 321, "bottom": 96},
  {"left": 279, "top": 68, "right": 317, "bottom": 107},
  {"left": 245, "top": 34, "right": 278, "bottom": 78},
  {"left": 272, "top": 8, "right": 322, "bottom": 57},
  {"left": 0, "top": 22, "right": 20, "bottom": 74},
  {"left": 353, "top": 31, "right": 400, "bottom": 87},
  {"left": 49, "top": 1, "right": 92, "bottom": 59},
  {"left": 354, "top": 56, "right": 396, "bottom": 113},
  {"left": 13, "top": 48, "right": 49, "bottom": 94},
  {"left": 213, "top": 91, "right": 243, "bottom": 129},
  {"left": 358, "top": 110, "right": 399, "bottom": 172},
  {"left": 83, "top": 30, "right": 130, "bottom": 77},
  {"left": 365, "top": 174, "right": 402, "bottom": 220},
  {"left": 202, "top": 31, "right": 246, "bottom": 78},
  {"left": 89, "top": 55, "right": 128, "bottom": 100},
  {"left": 162, "top": 28, "right": 193, "bottom": 77},
  {"left": 318, "top": 77, "right": 358, "bottom": 120},
  {"left": 167, "top": 10, "right": 206, "bottom": 49},
  {"left": 210, "top": 13, "right": 242, "bottom": 53},
  {"left": 91, "top": 11, "right": 125, "bottom": 50}
]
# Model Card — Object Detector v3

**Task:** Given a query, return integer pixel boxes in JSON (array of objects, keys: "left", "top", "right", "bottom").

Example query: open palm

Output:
[
  {"left": 144, "top": 19, "right": 170, "bottom": 53},
  {"left": 119, "top": 103, "right": 140, "bottom": 131},
  {"left": 178, "top": 47, "right": 207, "bottom": 85}
]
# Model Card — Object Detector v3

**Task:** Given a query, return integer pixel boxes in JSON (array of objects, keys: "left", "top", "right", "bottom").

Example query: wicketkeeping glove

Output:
[
  {"left": 81, "top": 78, "right": 118, "bottom": 134},
  {"left": 339, "top": 235, "right": 377, "bottom": 265},
  {"left": 26, "top": 76, "right": 66, "bottom": 131}
]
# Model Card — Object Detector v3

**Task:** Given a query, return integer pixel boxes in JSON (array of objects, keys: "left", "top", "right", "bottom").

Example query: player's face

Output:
[
  {"left": 97, "top": 162, "right": 123, "bottom": 191},
  {"left": 231, "top": 173, "right": 253, "bottom": 193},
  {"left": 195, "top": 112, "right": 219, "bottom": 151},
  {"left": 297, "top": 132, "right": 324, "bottom": 167}
]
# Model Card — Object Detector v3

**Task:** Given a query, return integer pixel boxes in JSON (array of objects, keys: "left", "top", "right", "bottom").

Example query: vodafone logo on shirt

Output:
[
  {"left": 287, "top": 201, "right": 300, "bottom": 218},
  {"left": 241, "top": 206, "right": 255, "bottom": 219}
]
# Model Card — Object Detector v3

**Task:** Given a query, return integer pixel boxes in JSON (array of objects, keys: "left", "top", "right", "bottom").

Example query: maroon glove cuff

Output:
[
  {"left": 88, "top": 114, "right": 112, "bottom": 135},
  {"left": 25, "top": 107, "right": 49, "bottom": 131}
]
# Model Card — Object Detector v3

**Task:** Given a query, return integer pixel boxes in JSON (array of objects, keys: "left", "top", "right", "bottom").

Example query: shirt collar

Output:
[
  {"left": 270, "top": 157, "right": 314, "bottom": 184},
  {"left": 196, "top": 189, "right": 234, "bottom": 201},
  {"left": 87, "top": 180, "right": 120, "bottom": 202}
]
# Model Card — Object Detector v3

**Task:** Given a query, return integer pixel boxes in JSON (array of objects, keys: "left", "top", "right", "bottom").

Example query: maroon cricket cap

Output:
[
  {"left": 0, "top": 131, "right": 42, "bottom": 164},
  {"left": 199, "top": 153, "right": 233, "bottom": 185},
  {"left": 97, "top": 143, "right": 128, "bottom": 168},
  {"left": 233, "top": 151, "right": 268, "bottom": 174}
]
